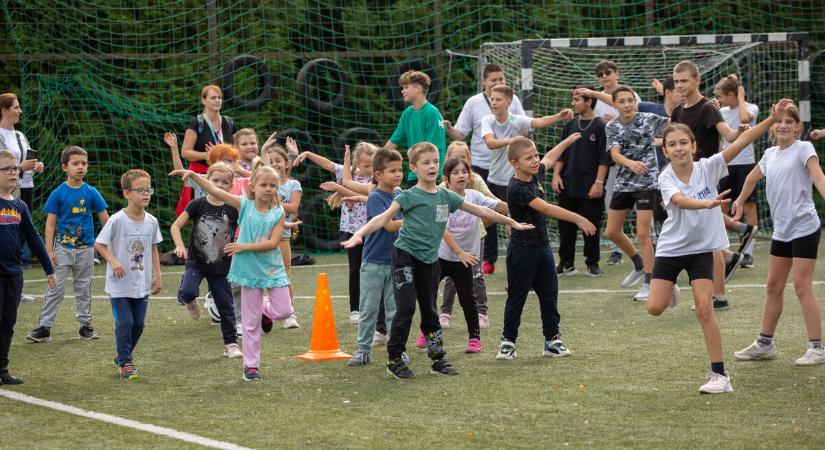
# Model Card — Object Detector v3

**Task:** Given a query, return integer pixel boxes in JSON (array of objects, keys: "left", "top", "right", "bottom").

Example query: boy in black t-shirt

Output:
[{"left": 497, "top": 137, "right": 596, "bottom": 361}]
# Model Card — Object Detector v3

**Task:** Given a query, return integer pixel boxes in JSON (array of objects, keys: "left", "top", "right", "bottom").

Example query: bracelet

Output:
[{"left": 595, "top": 180, "right": 604, "bottom": 184}]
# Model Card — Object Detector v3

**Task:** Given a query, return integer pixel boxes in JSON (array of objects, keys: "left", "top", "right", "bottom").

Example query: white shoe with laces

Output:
[
  {"left": 668, "top": 284, "right": 680, "bottom": 308},
  {"left": 795, "top": 345, "right": 825, "bottom": 366},
  {"left": 223, "top": 343, "right": 242, "bottom": 358},
  {"left": 372, "top": 331, "right": 388, "bottom": 347},
  {"left": 733, "top": 340, "right": 777, "bottom": 360},
  {"left": 699, "top": 372, "right": 733, "bottom": 394},
  {"left": 621, "top": 267, "right": 645, "bottom": 288},
  {"left": 632, "top": 283, "right": 649, "bottom": 302},
  {"left": 283, "top": 315, "right": 300, "bottom": 329},
  {"left": 348, "top": 311, "right": 360, "bottom": 325}
]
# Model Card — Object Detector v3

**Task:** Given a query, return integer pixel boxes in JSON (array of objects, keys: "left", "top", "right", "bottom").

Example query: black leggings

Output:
[
  {"left": 439, "top": 259, "right": 480, "bottom": 339},
  {"left": 341, "top": 232, "right": 363, "bottom": 312}
]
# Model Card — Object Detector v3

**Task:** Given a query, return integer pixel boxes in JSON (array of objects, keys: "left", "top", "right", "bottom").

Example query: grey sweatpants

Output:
[{"left": 38, "top": 245, "right": 94, "bottom": 328}]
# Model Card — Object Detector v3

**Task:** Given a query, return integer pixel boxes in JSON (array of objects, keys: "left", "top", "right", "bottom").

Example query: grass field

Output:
[{"left": 2, "top": 240, "right": 825, "bottom": 449}]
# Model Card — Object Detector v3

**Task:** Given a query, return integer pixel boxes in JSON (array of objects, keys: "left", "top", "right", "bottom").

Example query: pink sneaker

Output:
[
  {"left": 415, "top": 332, "right": 427, "bottom": 348},
  {"left": 465, "top": 338, "right": 482, "bottom": 353}
]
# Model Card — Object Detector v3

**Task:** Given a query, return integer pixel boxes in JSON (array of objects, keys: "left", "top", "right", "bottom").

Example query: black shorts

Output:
[
  {"left": 770, "top": 229, "right": 821, "bottom": 259},
  {"left": 609, "top": 190, "right": 657, "bottom": 211},
  {"left": 718, "top": 164, "right": 757, "bottom": 203},
  {"left": 652, "top": 252, "right": 714, "bottom": 283}
]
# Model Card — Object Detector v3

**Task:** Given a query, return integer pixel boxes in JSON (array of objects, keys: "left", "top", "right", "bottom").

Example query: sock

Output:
[
  {"left": 713, "top": 294, "right": 726, "bottom": 301},
  {"left": 809, "top": 339, "right": 822, "bottom": 349},
  {"left": 630, "top": 253, "right": 643, "bottom": 271},
  {"left": 710, "top": 361, "right": 726, "bottom": 376},
  {"left": 644, "top": 273, "right": 652, "bottom": 284},
  {"left": 738, "top": 223, "right": 748, "bottom": 234},
  {"left": 757, "top": 333, "right": 773, "bottom": 346},
  {"left": 744, "top": 239, "right": 755, "bottom": 255}
]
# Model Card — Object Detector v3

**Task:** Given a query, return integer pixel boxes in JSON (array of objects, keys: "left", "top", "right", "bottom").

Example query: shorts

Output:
[
  {"left": 718, "top": 164, "right": 757, "bottom": 203},
  {"left": 652, "top": 252, "right": 714, "bottom": 283},
  {"left": 770, "top": 229, "right": 821, "bottom": 259},
  {"left": 609, "top": 190, "right": 658, "bottom": 211}
]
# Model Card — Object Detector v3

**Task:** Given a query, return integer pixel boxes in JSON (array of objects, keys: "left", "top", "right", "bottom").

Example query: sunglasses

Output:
[{"left": 596, "top": 70, "right": 614, "bottom": 77}]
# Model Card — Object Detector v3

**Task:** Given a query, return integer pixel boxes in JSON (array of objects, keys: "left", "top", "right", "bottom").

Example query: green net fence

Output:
[{"left": 1, "top": 0, "right": 824, "bottom": 252}]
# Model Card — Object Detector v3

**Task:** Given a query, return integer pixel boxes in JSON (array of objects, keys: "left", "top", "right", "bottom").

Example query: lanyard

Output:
[{"left": 202, "top": 114, "right": 223, "bottom": 144}]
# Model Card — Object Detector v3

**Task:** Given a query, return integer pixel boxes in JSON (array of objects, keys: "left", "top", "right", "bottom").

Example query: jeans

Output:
[
  {"left": 110, "top": 296, "right": 149, "bottom": 366},
  {"left": 178, "top": 267, "right": 237, "bottom": 345}
]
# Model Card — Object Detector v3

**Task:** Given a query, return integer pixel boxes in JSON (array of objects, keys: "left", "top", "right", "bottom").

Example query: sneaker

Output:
[
  {"left": 19, "top": 294, "right": 35, "bottom": 303},
  {"left": 78, "top": 325, "right": 99, "bottom": 340},
  {"left": 713, "top": 296, "right": 729, "bottom": 310},
  {"left": 347, "top": 349, "right": 371, "bottom": 366},
  {"left": 401, "top": 351, "right": 410, "bottom": 365},
  {"left": 669, "top": 284, "right": 681, "bottom": 309},
  {"left": 482, "top": 261, "right": 495, "bottom": 275},
  {"left": 586, "top": 264, "right": 604, "bottom": 277},
  {"left": 544, "top": 339, "right": 571, "bottom": 357},
  {"left": 556, "top": 263, "right": 577, "bottom": 276},
  {"left": 93, "top": 257, "right": 101, "bottom": 265},
  {"left": 606, "top": 251, "right": 623, "bottom": 265},
  {"left": 794, "top": 346, "right": 825, "bottom": 366},
  {"left": 478, "top": 314, "right": 490, "bottom": 328},
  {"left": 282, "top": 315, "right": 300, "bottom": 329},
  {"left": 738, "top": 224, "right": 758, "bottom": 254},
  {"left": 210, "top": 318, "right": 220, "bottom": 326},
  {"left": 496, "top": 339, "right": 517, "bottom": 360},
  {"left": 243, "top": 367, "right": 261, "bottom": 381},
  {"left": 633, "top": 283, "right": 650, "bottom": 302},
  {"left": 236, "top": 324, "right": 243, "bottom": 338},
  {"left": 465, "top": 337, "right": 482, "bottom": 353},
  {"left": 387, "top": 358, "right": 415, "bottom": 379},
  {"left": 119, "top": 361, "right": 139, "bottom": 381},
  {"left": 699, "top": 372, "right": 733, "bottom": 394},
  {"left": 0, "top": 371, "right": 23, "bottom": 385},
  {"left": 621, "top": 266, "right": 644, "bottom": 288},
  {"left": 431, "top": 359, "right": 459, "bottom": 376},
  {"left": 223, "top": 343, "right": 242, "bottom": 358},
  {"left": 724, "top": 252, "right": 742, "bottom": 282},
  {"left": 26, "top": 327, "right": 51, "bottom": 343},
  {"left": 740, "top": 254, "right": 754, "bottom": 268},
  {"left": 733, "top": 339, "right": 777, "bottom": 360},
  {"left": 348, "top": 311, "right": 360, "bottom": 325},
  {"left": 372, "top": 331, "right": 388, "bottom": 347},
  {"left": 439, "top": 313, "right": 451, "bottom": 328},
  {"left": 414, "top": 332, "right": 427, "bottom": 349},
  {"left": 185, "top": 300, "right": 200, "bottom": 320},
  {"left": 261, "top": 314, "right": 273, "bottom": 333}
]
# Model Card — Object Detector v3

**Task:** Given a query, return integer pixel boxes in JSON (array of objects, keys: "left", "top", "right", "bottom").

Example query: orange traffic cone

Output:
[{"left": 297, "top": 273, "right": 351, "bottom": 361}]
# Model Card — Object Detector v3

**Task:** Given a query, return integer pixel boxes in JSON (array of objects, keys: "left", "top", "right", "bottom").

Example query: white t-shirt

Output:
[
  {"left": 454, "top": 92, "right": 524, "bottom": 170},
  {"left": 437, "top": 189, "right": 498, "bottom": 262},
  {"left": 480, "top": 113, "right": 533, "bottom": 186},
  {"left": 759, "top": 140, "right": 821, "bottom": 241},
  {"left": 656, "top": 153, "right": 730, "bottom": 257},
  {"left": 96, "top": 210, "right": 163, "bottom": 298},
  {"left": 0, "top": 128, "right": 34, "bottom": 188},
  {"left": 594, "top": 91, "right": 641, "bottom": 122},
  {"left": 720, "top": 102, "right": 759, "bottom": 165}
]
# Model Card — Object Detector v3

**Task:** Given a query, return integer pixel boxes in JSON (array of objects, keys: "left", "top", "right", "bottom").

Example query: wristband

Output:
[{"left": 595, "top": 180, "right": 604, "bottom": 184}]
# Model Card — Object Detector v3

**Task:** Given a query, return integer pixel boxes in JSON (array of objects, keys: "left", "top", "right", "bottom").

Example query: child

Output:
[
  {"left": 603, "top": 86, "right": 670, "bottom": 302},
  {"left": 346, "top": 148, "right": 405, "bottom": 366},
  {"left": 495, "top": 136, "right": 594, "bottom": 361},
  {"left": 170, "top": 163, "right": 241, "bottom": 358},
  {"left": 293, "top": 142, "right": 376, "bottom": 324},
  {"left": 645, "top": 99, "right": 791, "bottom": 393},
  {"left": 170, "top": 165, "right": 293, "bottom": 381},
  {"left": 343, "top": 142, "right": 532, "bottom": 379},
  {"left": 0, "top": 149, "right": 56, "bottom": 384},
  {"left": 732, "top": 103, "right": 825, "bottom": 366},
  {"left": 234, "top": 128, "right": 259, "bottom": 175},
  {"left": 95, "top": 169, "right": 162, "bottom": 381},
  {"left": 26, "top": 146, "right": 109, "bottom": 343}
]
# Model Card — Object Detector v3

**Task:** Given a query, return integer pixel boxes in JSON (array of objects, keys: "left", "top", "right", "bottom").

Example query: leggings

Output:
[{"left": 240, "top": 286, "right": 293, "bottom": 369}]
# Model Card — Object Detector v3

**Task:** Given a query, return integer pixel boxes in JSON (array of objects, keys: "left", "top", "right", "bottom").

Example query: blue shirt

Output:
[
  {"left": 226, "top": 198, "right": 290, "bottom": 289},
  {"left": 362, "top": 188, "right": 403, "bottom": 265},
  {"left": 0, "top": 198, "right": 54, "bottom": 276},
  {"left": 43, "top": 182, "right": 107, "bottom": 249}
]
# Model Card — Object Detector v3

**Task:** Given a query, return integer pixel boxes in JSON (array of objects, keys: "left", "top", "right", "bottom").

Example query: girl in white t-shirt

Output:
[
  {"left": 646, "top": 99, "right": 792, "bottom": 394},
  {"left": 732, "top": 104, "right": 825, "bottom": 366}
]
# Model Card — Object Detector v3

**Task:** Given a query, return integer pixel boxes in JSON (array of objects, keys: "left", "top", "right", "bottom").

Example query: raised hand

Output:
[
  {"left": 163, "top": 132, "right": 178, "bottom": 149},
  {"left": 285, "top": 136, "right": 299, "bottom": 155},
  {"left": 169, "top": 169, "right": 195, "bottom": 180}
]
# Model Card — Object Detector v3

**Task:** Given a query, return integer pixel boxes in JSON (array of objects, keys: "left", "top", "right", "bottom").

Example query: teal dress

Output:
[{"left": 226, "top": 198, "right": 290, "bottom": 288}]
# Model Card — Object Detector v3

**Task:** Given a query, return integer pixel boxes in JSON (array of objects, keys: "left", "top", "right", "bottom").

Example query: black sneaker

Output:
[
  {"left": 586, "top": 264, "right": 604, "bottom": 277},
  {"left": 431, "top": 359, "right": 458, "bottom": 376},
  {"left": 740, "top": 254, "right": 754, "bottom": 268},
  {"left": 606, "top": 251, "right": 623, "bottom": 265},
  {"left": 738, "top": 224, "right": 758, "bottom": 254},
  {"left": 79, "top": 325, "right": 99, "bottom": 340},
  {"left": 261, "top": 314, "right": 273, "bottom": 333},
  {"left": 713, "top": 296, "right": 730, "bottom": 310},
  {"left": 0, "top": 371, "right": 23, "bottom": 385},
  {"left": 386, "top": 358, "right": 415, "bottom": 379},
  {"left": 556, "top": 263, "right": 577, "bottom": 276},
  {"left": 724, "top": 253, "right": 742, "bottom": 282},
  {"left": 26, "top": 327, "right": 51, "bottom": 343},
  {"left": 243, "top": 367, "right": 261, "bottom": 381}
]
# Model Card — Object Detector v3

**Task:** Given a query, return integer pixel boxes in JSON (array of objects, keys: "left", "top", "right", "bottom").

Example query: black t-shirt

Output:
[
  {"left": 186, "top": 114, "right": 238, "bottom": 164},
  {"left": 560, "top": 117, "right": 610, "bottom": 198},
  {"left": 670, "top": 97, "right": 724, "bottom": 161},
  {"left": 507, "top": 163, "right": 548, "bottom": 247},
  {"left": 184, "top": 196, "right": 239, "bottom": 275}
]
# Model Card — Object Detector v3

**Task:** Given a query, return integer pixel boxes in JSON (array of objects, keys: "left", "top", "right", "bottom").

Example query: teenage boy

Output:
[
  {"left": 95, "top": 169, "right": 162, "bottom": 381},
  {"left": 385, "top": 71, "right": 447, "bottom": 186},
  {"left": 347, "top": 148, "right": 405, "bottom": 366},
  {"left": 496, "top": 137, "right": 596, "bottom": 360},
  {"left": 552, "top": 87, "right": 610, "bottom": 277},
  {"left": 0, "top": 150, "right": 56, "bottom": 384},
  {"left": 444, "top": 63, "right": 525, "bottom": 274},
  {"left": 342, "top": 142, "right": 531, "bottom": 379},
  {"left": 27, "top": 146, "right": 109, "bottom": 343}
]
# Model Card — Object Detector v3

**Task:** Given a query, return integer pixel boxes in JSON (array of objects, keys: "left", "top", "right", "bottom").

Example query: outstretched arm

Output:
[
  {"left": 574, "top": 88, "right": 614, "bottom": 106},
  {"left": 721, "top": 99, "right": 793, "bottom": 164},
  {"left": 165, "top": 132, "right": 185, "bottom": 171},
  {"left": 293, "top": 151, "right": 337, "bottom": 173},
  {"left": 483, "top": 133, "right": 517, "bottom": 150},
  {"left": 530, "top": 109, "right": 573, "bottom": 129},
  {"left": 459, "top": 201, "right": 532, "bottom": 231},
  {"left": 731, "top": 166, "right": 765, "bottom": 220},
  {"left": 541, "top": 132, "right": 581, "bottom": 168},
  {"left": 341, "top": 201, "right": 402, "bottom": 248},
  {"left": 527, "top": 197, "right": 596, "bottom": 236},
  {"left": 169, "top": 169, "right": 241, "bottom": 210},
  {"left": 670, "top": 190, "right": 731, "bottom": 210}
]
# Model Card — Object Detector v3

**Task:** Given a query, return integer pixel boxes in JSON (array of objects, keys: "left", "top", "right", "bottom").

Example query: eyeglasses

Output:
[
  {"left": 596, "top": 70, "right": 614, "bottom": 77},
  {"left": 0, "top": 166, "right": 18, "bottom": 175},
  {"left": 129, "top": 187, "right": 155, "bottom": 195}
]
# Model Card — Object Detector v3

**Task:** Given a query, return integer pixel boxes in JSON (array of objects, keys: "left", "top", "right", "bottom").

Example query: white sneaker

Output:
[
  {"left": 794, "top": 345, "right": 825, "bottom": 366},
  {"left": 348, "top": 311, "right": 360, "bottom": 325},
  {"left": 621, "top": 267, "right": 645, "bottom": 288},
  {"left": 223, "top": 343, "right": 242, "bottom": 358},
  {"left": 633, "top": 283, "right": 649, "bottom": 302},
  {"left": 283, "top": 315, "right": 300, "bottom": 329},
  {"left": 372, "top": 331, "right": 388, "bottom": 347},
  {"left": 733, "top": 340, "right": 777, "bottom": 360},
  {"left": 20, "top": 294, "right": 35, "bottom": 303},
  {"left": 236, "top": 324, "right": 243, "bottom": 338},
  {"left": 439, "top": 313, "right": 451, "bottom": 328},
  {"left": 699, "top": 372, "right": 733, "bottom": 394},
  {"left": 478, "top": 314, "right": 490, "bottom": 329},
  {"left": 669, "top": 284, "right": 680, "bottom": 308},
  {"left": 496, "top": 339, "right": 517, "bottom": 360}
]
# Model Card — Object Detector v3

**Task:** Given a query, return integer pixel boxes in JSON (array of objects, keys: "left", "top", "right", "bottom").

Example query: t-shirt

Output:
[
  {"left": 671, "top": 97, "right": 724, "bottom": 161},
  {"left": 394, "top": 186, "right": 464, "bottom": 264},
  {"left": 507, "top": 163, "right": 549, "bottom": 247},
  {"left": 559, "top": 117, "right": 610, "bottom": 198},
  {"left": 758, "top": 140, "right": 821, "bottom": 242},
  {"left": 656, "top": 153, "right": 730, "bottom": 257},
  {"left": 0, "top": 128, "right": 34, "bottom": 188},
  {"left": 605, "top": 112, "right": 669, "bottom": 192},
  {"left": 480, "top": 113, "right": 533, "bottom": 187},
  {"left": 335, "top": 164, "right": 372, "bottom": 233},
  {"left": 0, "top": 198, "right": 54, "bottom": 276},
  {"left": 96, "top": 210, "right": 162, "bottom": 298},
  {"left": 362, "top": 187, "right": 403, "bottom": 265},
  {"left": 594, "top": 91, "right": 641, "bottom": 121},
  {"left": 453, "top": 92, "right": 524, "bottom": 170},
  {"left": 43, "top": 182, "right": 108, "bottom": 249},
  {"left": 437, "top": 189, "right": 498, "bottom": 262},
  {"left": 278, "top": 178, "right": 302, "bottom": 238},
  {"left": 226, "top": 198, "right": 290, "bottom": 288},
  {"left": 637, "top": 101, "right": 670, "bottom": 169},
  {"left": 720, "top": 102, "right": 760, "bottom": 165},
  {"left": 184, "top": 196, "right": 239, "bottom": 275},
  {"left": 389, "top": 102, "right": 447, "bottom": 181}
]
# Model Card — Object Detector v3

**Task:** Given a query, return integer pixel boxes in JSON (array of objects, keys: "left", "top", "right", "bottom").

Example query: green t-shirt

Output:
[
  {"left": 394, "top": 186, "right": 464, "bottom": 263},
  {"left": 389, "top": 102, "right": 447, "bottom": 181}
]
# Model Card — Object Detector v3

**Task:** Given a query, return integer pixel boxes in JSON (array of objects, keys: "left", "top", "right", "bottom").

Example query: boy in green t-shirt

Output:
[
  {"left": 343, "top": 143, "right": 532, "bottom": 379},
  {"left": 385, "top": 71, "right": 447, "bottom": 185}
]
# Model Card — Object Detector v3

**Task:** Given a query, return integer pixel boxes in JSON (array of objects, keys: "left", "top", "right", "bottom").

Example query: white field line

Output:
[{"left": 0, "top": 389, "right": 253, "bottom": 450}]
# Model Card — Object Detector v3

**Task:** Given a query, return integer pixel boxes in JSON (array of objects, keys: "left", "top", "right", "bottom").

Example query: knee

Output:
[
  {"left": 646, "top": 302, "right": 665, "bottom": 317},
  {"left": 793, "top": 280, "right": 813, "bottom": 299},
  {"left": 693, "top": 302, "right": 714, "bottom": 323},
  {"left": 766, "top": 282, "right": 785, "bottom": 298},
  {"left": 604, "top": 227, "right": 620, "bottom": 241},
  {"left": 636, "top": 229, "right": 651, "bottom": 244}
]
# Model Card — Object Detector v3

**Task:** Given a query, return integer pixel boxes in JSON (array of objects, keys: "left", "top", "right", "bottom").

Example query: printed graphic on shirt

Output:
[
  {"left": 0, "top": 207, "right": 22, "bottom": 224},
  {"left": 128, "top": 239, "right": 146, "bottom": 271},
  {"left": 435, "top": 204, "right": 449, "bottom": 222},
  {"left": 194, "top": 209, "right": 232, "bottom": 264}
]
